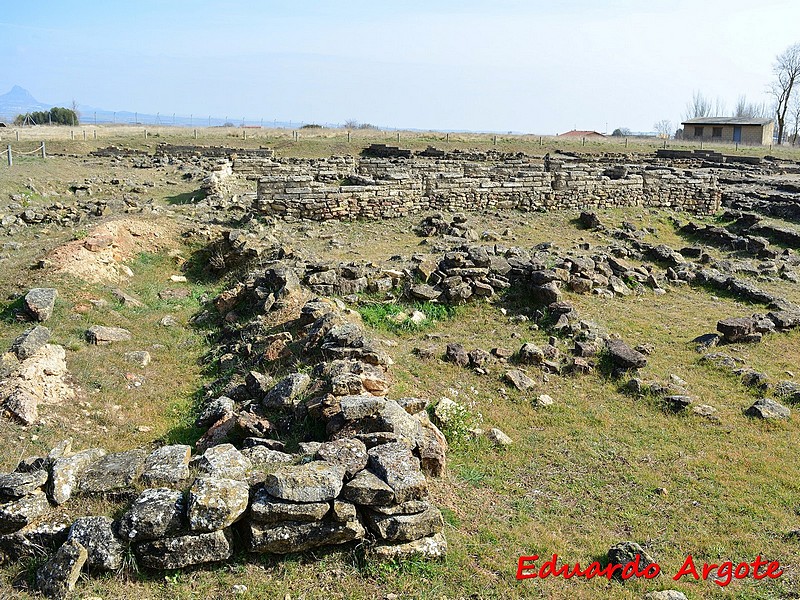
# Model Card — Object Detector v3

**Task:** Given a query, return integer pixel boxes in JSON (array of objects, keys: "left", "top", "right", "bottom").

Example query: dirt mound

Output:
[{"left": 49, "top": 219, "right": 176, "bottom": 283}]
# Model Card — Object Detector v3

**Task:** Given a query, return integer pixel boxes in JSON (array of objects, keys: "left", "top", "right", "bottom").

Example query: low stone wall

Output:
[{"left": 256, "top": 157, "right": 721, "bottom": 220}]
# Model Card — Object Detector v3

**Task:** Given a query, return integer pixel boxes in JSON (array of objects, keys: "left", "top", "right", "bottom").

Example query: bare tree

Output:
[
  {"left": 654, "top": 120, "right": 673, "bottom": 139},
  {"left": 713, "top": 97, "right": 727, "bottom": 117},
  {"left": 789, "top": 94, "right": 800, "bottom": 145},
  {"left": 684, "top": 91, "right": 712, "bottom": 120},
  {"left": 70, "top": 99, "right": 81, "bottom": 127},
  {"left": 771, "top": 42, "right": 800, "bottom": 144},
  {"left": 733, "top": 95, "right": 771, "bottom": 119}
]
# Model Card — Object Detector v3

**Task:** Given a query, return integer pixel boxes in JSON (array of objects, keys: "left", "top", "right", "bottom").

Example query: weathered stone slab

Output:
[
  {"left": 118, "top": 488, "right": 185, "bottom": 542},
  {"left": 364, "top": 505, "right": 444, "bottom": 542},
  {"left": 0, "top": 491, "right": 51, "bottom": 534},
  {"left": 135, "top": 528, "right": 233, "bottom": 570},
  {"left": 188, "top": 477, "right": 249, "bottom": 532},
  {"left": 67, "top": 516, "right": 123, "bottom": 571},
  {"left": 79, "top": 448, "right": 147, "bottom": 493},
  {"left": 11, "top": 326, "right": 51, "bottom": 360},
  {"left": 49, "top": 448, "right": 107, "bottom": 504},
  {"left": 249, "top": 487, "right": 329, "bottom": 523},
  {"left": 85, "top": 325, "right": 132, "bottom": 344},
  {"left": 263, "top": 461, "right": 345, "bottom": 503},
  {"left": 340, "top": 469, "right": 395, "bottom": 506},
  {"left": 196, "top": 443, "right": 252, "bottom": 480},
  {"left": 36, "top": 538, "right": 87, "bottom": 600},
  {"left": 0, "top": 518, "right": 70, "bottom": 561},
  {"left": 25, "top": 288, "right": 57, "bottom": 322},
  {"left": 248, "top": 518, "right": 365, "bottom": 554},
  {"left": 504, "top": 369, "right": 535, "bottom": 391},
  {"left": 369, "top": 532, "right": 448, "bottom": 561},
  {"left": 140, "top": 445, "right": 191, "bottom": 486},
  {"left": 0, "top": 469, "right": 48, "bottom": 499},
  {"left": 367, "top": 443, "right": 427, "bottom": 504}
]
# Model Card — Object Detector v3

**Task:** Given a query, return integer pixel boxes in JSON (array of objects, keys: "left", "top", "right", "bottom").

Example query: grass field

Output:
[
  {"left": 0, "top": 139, "right": 799, "bottom": 599},
  {"left": 4, "top": 123, "right": 800, "bottom": 162}
]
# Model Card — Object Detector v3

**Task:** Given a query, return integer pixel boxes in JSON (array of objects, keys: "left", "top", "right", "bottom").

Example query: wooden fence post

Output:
[
  {"left": 7, "top": 145, "right": 12, "bottom": 167},
  {"left": 41, "top": 142, "right": 46, "bottom": 159}
]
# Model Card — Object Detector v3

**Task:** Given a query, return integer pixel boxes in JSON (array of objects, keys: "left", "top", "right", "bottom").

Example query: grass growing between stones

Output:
[{"left": 357, "top": 300, "right": 459, "bottom": 334}]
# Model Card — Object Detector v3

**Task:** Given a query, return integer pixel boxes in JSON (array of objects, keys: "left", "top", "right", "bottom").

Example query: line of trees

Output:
[{"left": 14, "top": 107, "right": 79, "bottom": 126}]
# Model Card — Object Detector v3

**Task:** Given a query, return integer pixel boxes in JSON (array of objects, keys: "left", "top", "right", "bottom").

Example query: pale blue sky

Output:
[{"left": 2, "top": 0, "right": 799, "bottom": 133}]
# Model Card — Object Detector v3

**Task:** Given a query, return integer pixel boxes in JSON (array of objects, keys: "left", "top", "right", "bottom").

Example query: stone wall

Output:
[{"left": 255, "top": 157, "right": 721, "bottom": 220}]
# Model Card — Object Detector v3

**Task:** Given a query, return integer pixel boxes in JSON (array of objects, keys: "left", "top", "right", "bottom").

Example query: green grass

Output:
[{"left": 357, "top": 300, "right": 459, "bottom": 333}]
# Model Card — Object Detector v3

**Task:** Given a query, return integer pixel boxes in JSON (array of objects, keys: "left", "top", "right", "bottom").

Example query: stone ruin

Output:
[{"left": 0, "top": 283, "right": 449, "bottom": 598}]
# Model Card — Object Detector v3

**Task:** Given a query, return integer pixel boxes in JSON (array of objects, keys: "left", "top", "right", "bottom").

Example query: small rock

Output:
[
  {"left": 607, "top": 340, "right": 648, "bottom": 370},
  {"left": 85, "top": 325, "right": 132, "bottom": 344},
  {"left": 504, "top": 369, "right": 535, "bottom": 391},
  {"left": 744, "top": 398, "right": 790, "bottom": 420},
  {"left": 24, "top": 288, "right": 57, "bottom": 322},
  {"left": 123, "top": 350, "right": 151, "bottom": 367},
  {"left": 486, "top": 427, "right": 513, "bottom": 446}
]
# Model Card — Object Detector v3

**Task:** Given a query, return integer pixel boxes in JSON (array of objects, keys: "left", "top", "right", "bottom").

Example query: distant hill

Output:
[{"left": 0, "top": 85, "right": 52, "bottom": 120}]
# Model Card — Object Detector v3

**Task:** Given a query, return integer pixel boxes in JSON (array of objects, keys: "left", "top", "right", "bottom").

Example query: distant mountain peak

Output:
[{"left": 0, "top": 85, "right": 51, "bottom": 118}]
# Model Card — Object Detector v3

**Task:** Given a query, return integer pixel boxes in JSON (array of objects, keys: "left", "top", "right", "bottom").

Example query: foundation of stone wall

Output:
[{"left": 253, "top": 157, "right": 721, "bottom": 220}]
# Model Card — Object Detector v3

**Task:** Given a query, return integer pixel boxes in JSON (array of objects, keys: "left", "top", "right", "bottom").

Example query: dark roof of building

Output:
[
  {"left": 558, "top": 130, "right": 606, "bottom": 137},
  {"left": 681, "top": 117, "right": 773, "bottom": 126}
]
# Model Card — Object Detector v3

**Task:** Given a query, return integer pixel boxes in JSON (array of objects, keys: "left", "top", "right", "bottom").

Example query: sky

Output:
[{"left": 1, "top": 0, "right": 800, "bottom": 134}]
